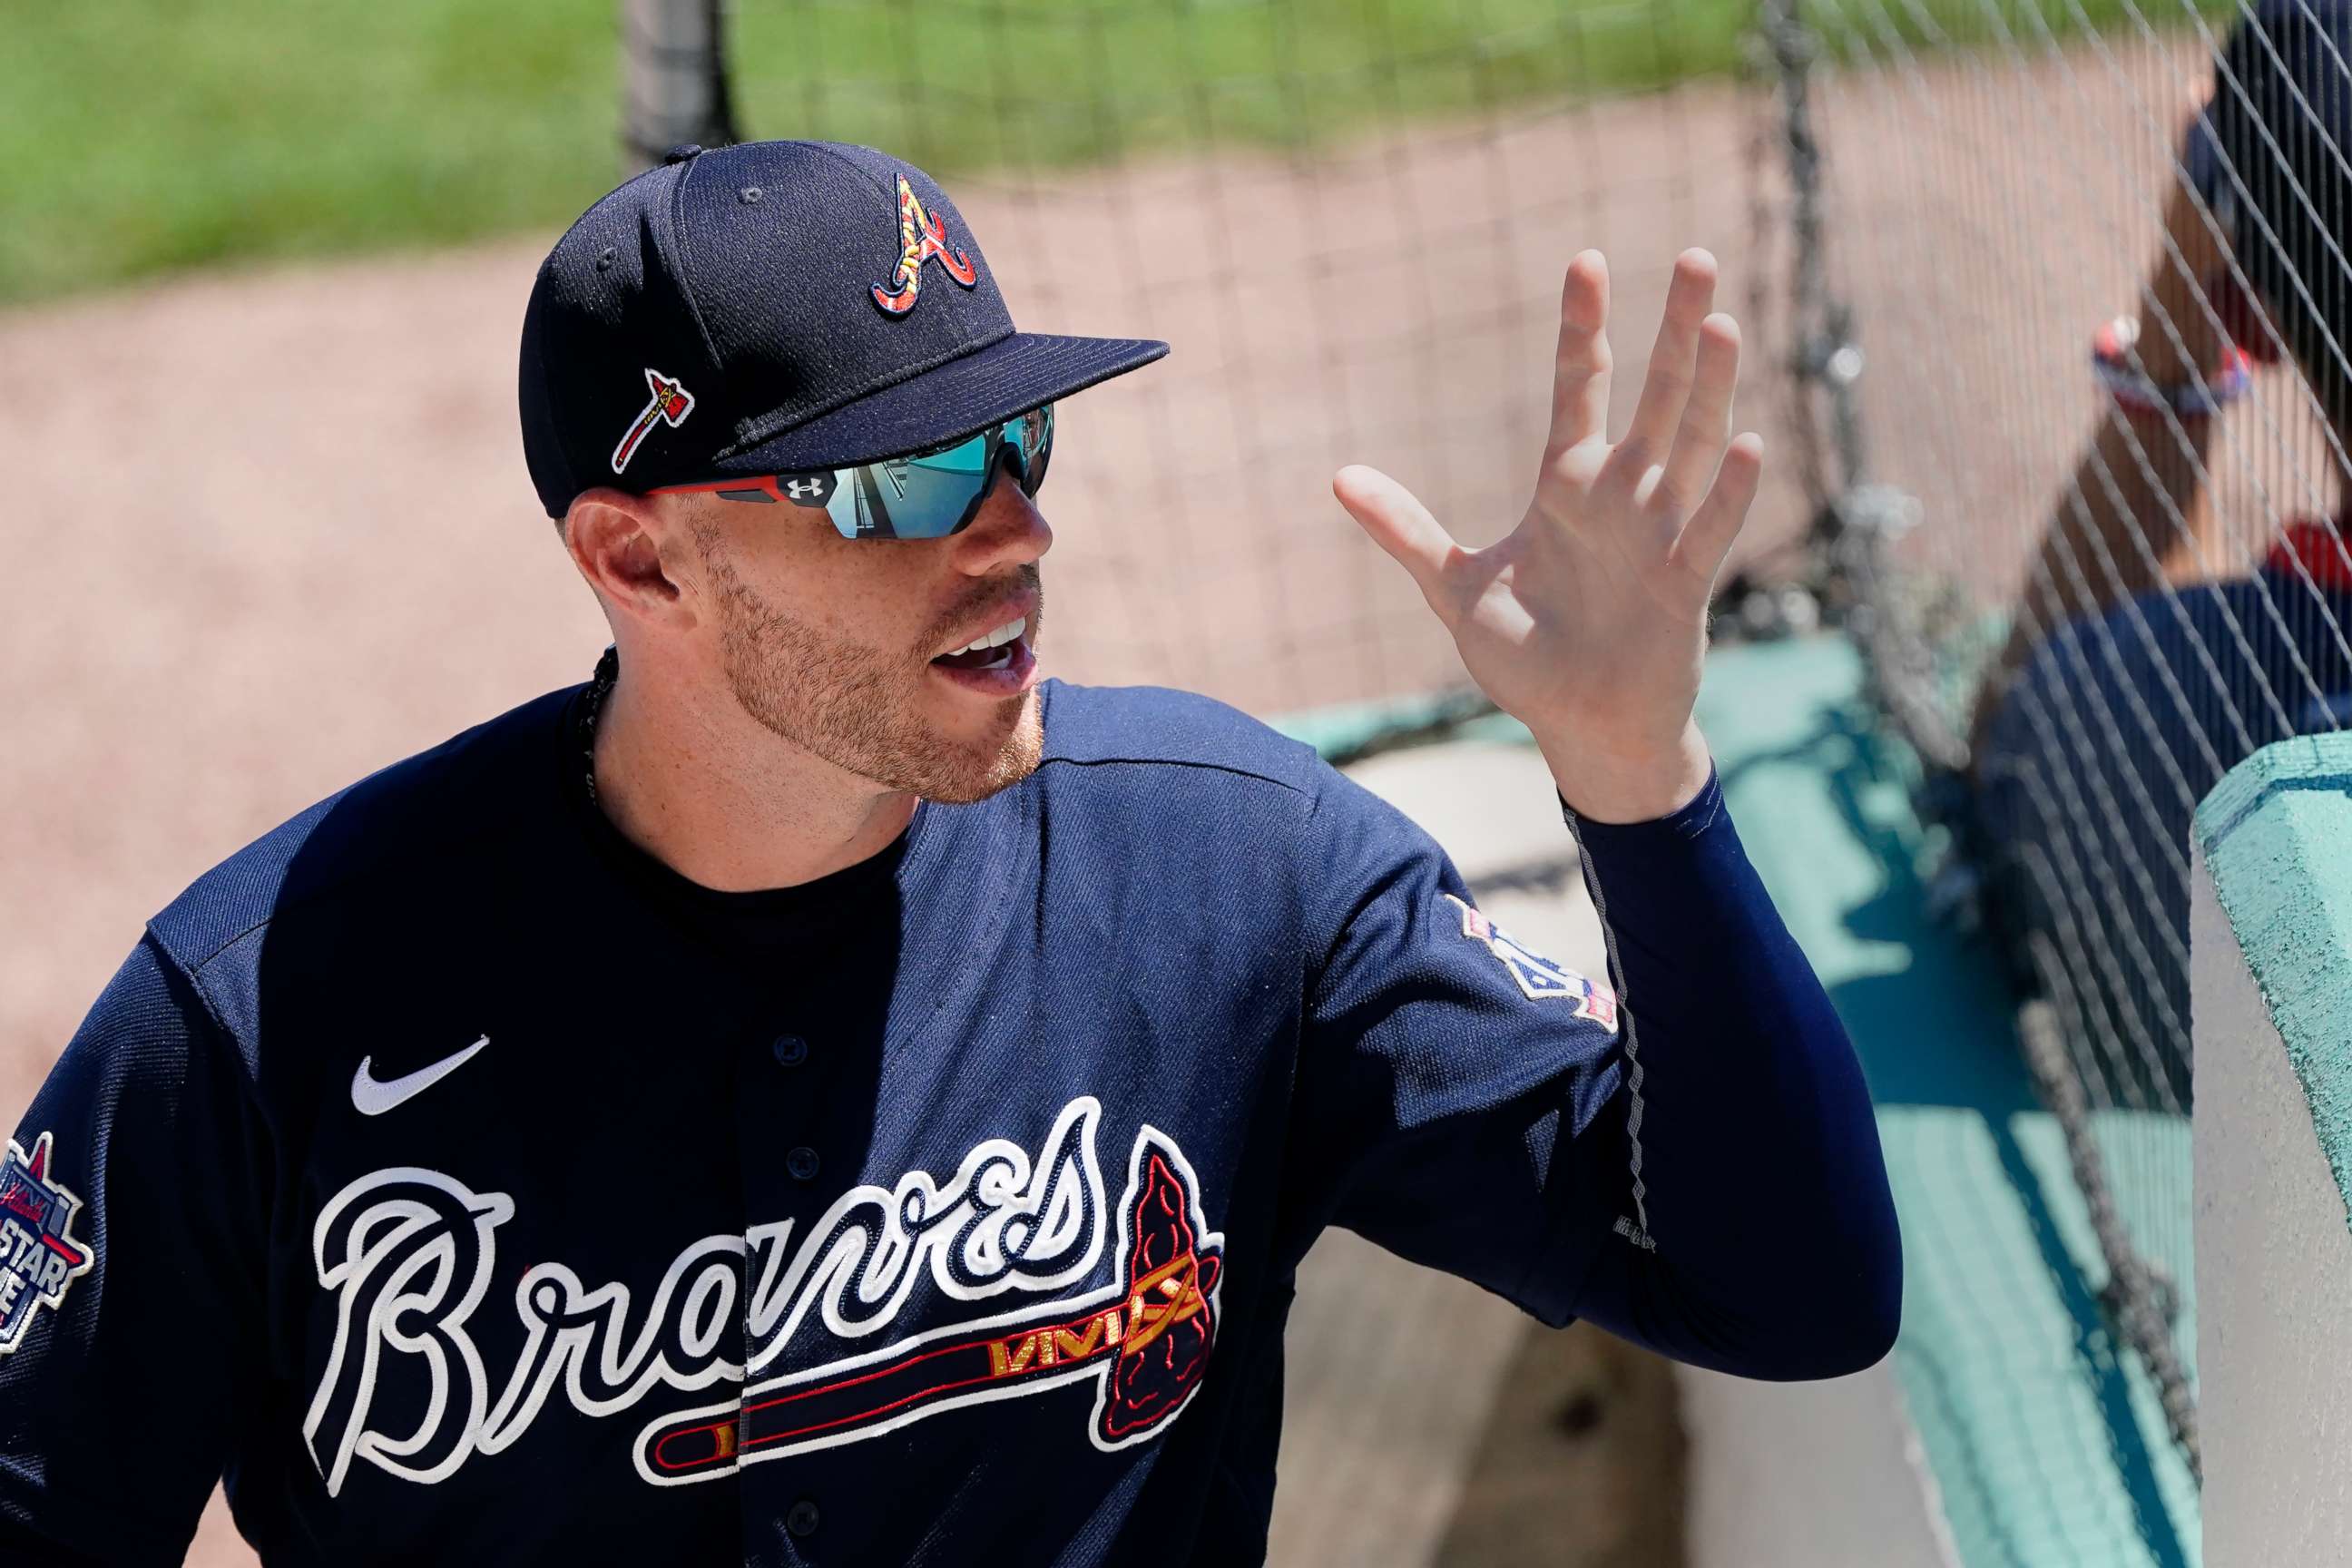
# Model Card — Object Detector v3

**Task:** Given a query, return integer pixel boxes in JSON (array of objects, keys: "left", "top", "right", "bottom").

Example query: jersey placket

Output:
[{"left": 727, "top": 955, "right": 895, "bottom": 1561}]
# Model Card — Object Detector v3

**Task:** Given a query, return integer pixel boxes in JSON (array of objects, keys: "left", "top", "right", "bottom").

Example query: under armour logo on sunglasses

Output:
[{"left": 871, "top": 175, "right": 979, "bottom": 317}]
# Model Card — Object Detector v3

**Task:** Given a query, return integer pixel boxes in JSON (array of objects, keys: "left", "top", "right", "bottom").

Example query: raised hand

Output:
[{"left": 1333, "top": 249, "right": 1761, "bottom": 823}]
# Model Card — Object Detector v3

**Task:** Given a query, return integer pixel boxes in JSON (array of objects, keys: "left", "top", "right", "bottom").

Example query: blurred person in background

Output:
[{"left": 1968, "top": 0, "right": 2352, "bottom": 1078}]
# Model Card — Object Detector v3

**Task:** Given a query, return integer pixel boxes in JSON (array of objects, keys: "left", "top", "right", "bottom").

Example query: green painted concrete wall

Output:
[
  {"left": 1696, "top": 637, "right": 2198, "bottom": 1568},
  {"left": 2195, "top": 732, "right": 2352, "bottom": 1229},
  {"left": 1281, "top": 636, "right": 2203, "bottom": 1565}
]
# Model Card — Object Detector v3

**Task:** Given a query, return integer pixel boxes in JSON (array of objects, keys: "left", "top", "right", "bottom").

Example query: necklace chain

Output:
[{"left": 579, "top": 645, "right": 619, "bottom": 808}]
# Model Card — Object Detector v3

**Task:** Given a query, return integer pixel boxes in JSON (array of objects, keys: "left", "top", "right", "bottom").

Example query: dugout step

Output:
[
  {"left": 1696, "top": 634, "right": 2200, "bottom": 1568},
  {"left": 1280, "top": 635, "right": 2204, "bottom": 1566}
]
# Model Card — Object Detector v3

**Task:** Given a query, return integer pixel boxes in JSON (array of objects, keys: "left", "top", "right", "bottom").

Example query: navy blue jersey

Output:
[
  {"left": 1975, "top": 569, "right": 2352, "bottom": 1091},
  {"left": 0, "top": 679, "right": 1898, "bottom": 1566}
]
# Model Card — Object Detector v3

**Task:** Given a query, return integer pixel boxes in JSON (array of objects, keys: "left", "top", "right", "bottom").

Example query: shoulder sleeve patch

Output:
[
  {"left": 0, "top": 1132, "right": 97, "bottom": 1355},
  {"left": 1441, "top": 894, "right": 1619, "bottom": 1032}
]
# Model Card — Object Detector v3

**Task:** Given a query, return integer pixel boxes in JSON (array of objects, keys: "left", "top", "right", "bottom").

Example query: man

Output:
[
  {"left": 0, "top": 142, "right": 1897, "bottom": 1564},
  {"left": 1969, "top": 0, "right": 2352, "bottom": 1081}
]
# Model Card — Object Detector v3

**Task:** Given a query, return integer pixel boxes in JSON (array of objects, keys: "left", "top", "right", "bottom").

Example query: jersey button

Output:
[
  {"left": 785, "top": 1499, "right": 820, "bottom": 1538},
  {"left": 787, "top": 1146, "right": 821, "bottom": 1181},
  {"left": 770, "top": 1034, "right": 808, "bottom": 1068}
]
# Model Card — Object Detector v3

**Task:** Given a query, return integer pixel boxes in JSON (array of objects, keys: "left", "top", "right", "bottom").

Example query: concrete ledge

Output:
[
  {"left": 2193, "top": 735, "right": 2352, "bottom": 1216},
  {"left": 2190, "top": 733, "right": 2352, "bottom": 1564},
  {"left": 1273, "top": 636, "right": 2204, "bottom": 1565},
  {"left": 1692, "top": 635, "right": 2198, "bottom": 1568}
]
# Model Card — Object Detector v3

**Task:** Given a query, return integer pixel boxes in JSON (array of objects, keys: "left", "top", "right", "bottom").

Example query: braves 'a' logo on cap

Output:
[
  {"left": 0, "top": 1132, "right": 95, "bottom": 1357},
  {"left": 872, "top": 174, "right": 980, "bottom": 317},
  {"left": 611, "top": 368, "right": 696, "bottom": 475}
]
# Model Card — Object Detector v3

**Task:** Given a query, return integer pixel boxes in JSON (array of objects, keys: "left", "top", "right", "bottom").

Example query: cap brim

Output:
[{"left": 712, "top": 331, "right": 1169, "bottom": 475}]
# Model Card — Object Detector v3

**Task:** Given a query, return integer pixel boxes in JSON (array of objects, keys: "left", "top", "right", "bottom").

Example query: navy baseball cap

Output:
[{"left": 518, "top": 141, "right": 1169, "bottom": 519}]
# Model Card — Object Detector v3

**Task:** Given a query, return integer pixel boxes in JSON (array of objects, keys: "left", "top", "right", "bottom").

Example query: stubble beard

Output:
[{"left": 700, "top": 544, "right": 1044, "bottom": 805}]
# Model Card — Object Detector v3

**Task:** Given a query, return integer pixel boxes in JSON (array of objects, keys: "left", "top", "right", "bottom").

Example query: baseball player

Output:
[
  {"left": 0, "top": 142, "right": 1899, "bottom": 1565},
  {"left": 1968, "top": 0, "right": 2352, "bottom": 1067}
]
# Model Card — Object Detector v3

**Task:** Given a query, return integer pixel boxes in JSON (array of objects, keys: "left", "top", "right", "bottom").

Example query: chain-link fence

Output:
[
  {"left": 615, "top": 0, "right": 2352, "bottom": 1512},
  {"left": 613, "top": 5, "right": 1808, "bottom": 1559},
  {"left": 1761, "top": 0, "right": 2352, "bottom": 1492},
  {"left": 18, "top": 0, "right": 2340, "bottom": 1556},
  {"left": 623, "top": 0, "right": 1823, "bottom": 739}
]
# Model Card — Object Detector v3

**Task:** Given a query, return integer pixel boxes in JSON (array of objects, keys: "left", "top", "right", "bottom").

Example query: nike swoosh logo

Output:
[{"left": 352, "top": 1035, "right": 490, "bottom": 1117}]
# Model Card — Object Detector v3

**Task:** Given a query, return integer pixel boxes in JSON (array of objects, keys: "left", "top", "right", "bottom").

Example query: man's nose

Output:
[{"left": 950, "top": 466, "right": 1054, "bottom": 573}]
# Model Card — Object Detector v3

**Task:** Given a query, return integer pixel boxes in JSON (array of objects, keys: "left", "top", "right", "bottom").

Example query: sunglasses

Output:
[{"left": 650, "top": 405, "right": 1054, "bottom": 540}]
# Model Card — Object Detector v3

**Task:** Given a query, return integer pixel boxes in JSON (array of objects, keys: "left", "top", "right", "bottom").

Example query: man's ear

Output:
[{"left": 564, "top": 489, "right": 701, "bottom": 630}]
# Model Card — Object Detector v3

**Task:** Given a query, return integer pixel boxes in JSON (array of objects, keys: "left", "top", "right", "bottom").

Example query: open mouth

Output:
[{"left": 930, "top": 616, "right": 1027, "bottom": 673}]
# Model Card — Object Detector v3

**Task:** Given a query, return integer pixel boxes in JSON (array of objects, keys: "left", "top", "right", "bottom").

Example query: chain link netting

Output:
[
  {"left": 1749, "top": 0, "right": 2212, "bottom": 1482},
  {"left": 608, "top": 0, "right": 2352, "bottom": 1508},
  {"left": 1754, "top": 0, "right": 2352, "bottom": 1494}
]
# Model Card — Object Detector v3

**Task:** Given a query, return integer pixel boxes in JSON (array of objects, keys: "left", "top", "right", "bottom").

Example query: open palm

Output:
[{"left": 1334, "top": 249, "right": 1761, "bottom": 822}]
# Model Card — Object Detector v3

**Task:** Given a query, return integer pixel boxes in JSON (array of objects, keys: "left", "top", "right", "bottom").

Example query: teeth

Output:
[{"left": 951, "top": 617, "right": 1025, "bottom": 656}]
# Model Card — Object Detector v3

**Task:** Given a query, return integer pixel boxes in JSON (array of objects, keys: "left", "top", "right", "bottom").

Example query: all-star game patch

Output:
[
  {"left": 1441, "top": 894, "right": 1620, "bottom": 1031},
  {"left": 0, "top": 1132, "right": 95, "bottom": 1356}
]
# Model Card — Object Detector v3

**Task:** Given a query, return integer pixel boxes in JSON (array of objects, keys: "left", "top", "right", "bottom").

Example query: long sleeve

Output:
[
  {"left": 1559, "top": 769, "right": 1901, "bottom": 1379},
  {"left": 1294, "top": 760, "right": 1899, "bottom": 1383},
  {"left": 0, "top": 936, "right": 270, "bottom": 1566}
]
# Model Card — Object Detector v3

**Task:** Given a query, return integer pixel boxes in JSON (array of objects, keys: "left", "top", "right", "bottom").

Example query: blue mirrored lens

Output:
[
  {"left": 816, "top": 406, "right": 1054, "bottom": 540},
  {"left": 1015, "top": 406, "right": 1054, "bottom": 492},
  {"left": 834, "top": 439, "right": 990, "bottom": 540}
]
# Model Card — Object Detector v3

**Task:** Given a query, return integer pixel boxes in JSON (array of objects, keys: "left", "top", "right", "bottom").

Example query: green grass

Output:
[
  {"left": 726, "top": 0, "right": 1753, "bottom": 177},
  {"left": 0, "top": 0, "right": 2227, "bottom": 308},
  {"left": 0, "top": 0, "right": 1746, "bottom": 307},
  {"left": 0, "top": 0, "right": 619, "bottom": 303}
]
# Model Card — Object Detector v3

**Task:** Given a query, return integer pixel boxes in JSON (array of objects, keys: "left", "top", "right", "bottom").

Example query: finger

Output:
[
  {"left": 1333, "top": 464, "right": 1463, "bottom": 612},
  {"left": 1619, "top": 249, "right": 1719, "bottom": 462},
  {"left": 1673, "top": 431, "right": 1765, "bottom": 586},
  {"left": 1656, "top": 312, "right": 1741, "bottom": 515},
  {"left": 1547, "top": 251, "right": 1612, "bottom": 450}
]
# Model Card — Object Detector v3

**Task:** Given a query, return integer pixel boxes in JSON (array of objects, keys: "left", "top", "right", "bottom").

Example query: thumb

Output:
[{"left": 1332, "top": 465, "right": 1461, "bottom": 612}]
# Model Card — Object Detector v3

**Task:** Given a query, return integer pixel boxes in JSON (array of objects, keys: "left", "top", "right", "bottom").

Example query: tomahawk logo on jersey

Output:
[
  {"left": 635, "top": 1104, "right": 1223, "bottom": 1485},
  {"left": 298, "top": 1096, "right": 1224, "bottom": 1496}
]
